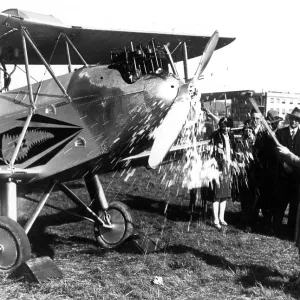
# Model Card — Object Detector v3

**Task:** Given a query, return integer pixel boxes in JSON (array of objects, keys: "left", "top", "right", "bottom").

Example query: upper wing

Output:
[{"left": 0, "top": 8, "right": 235, "bottom": 65}]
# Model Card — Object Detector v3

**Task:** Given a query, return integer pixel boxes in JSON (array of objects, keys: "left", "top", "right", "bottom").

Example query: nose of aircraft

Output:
[
  {"left": 148, "top": 81, "right": 193, "bottom": 169},
  {"left": 148, "top": 30, "right": 219, "bottom": 169},
  {"left": 144, "top": 75, "right": 183, "bottom": 112}
]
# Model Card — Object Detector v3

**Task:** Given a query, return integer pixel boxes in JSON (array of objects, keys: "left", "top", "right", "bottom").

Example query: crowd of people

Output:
[{"left": 191, "top": 106, "right": 300, "bottom": 247}]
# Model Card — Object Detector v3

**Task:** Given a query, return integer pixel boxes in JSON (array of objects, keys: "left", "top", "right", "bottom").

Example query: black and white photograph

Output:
[{"left": 0, "top": 1, "right": 300, "bottom": 299}]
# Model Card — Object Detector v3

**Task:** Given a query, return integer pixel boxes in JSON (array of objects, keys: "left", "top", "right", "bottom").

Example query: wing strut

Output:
[
  {"left": 183, "top": 42, "right": 189, "bottom": 83},
  {"left": 21, "top": 29, "right": 35, "bottom": 108},
  {"left": 21, "top": 28, "right": 72, "bottom": 103},
  {"left": 9, "top": 109, "right": 34, "bottom": 168},
  {"left": 9, "top": 28, "right": 74, "bottom": 168},
  {"left": 8, "top": 29, "right": 37, "bottom": 168},
  {"left": 163, "top": 44, "right": 179, "bottom": 76},
  {"left": 64, "top": 38, "right": 72, "bottom": 73},
  {"left": 62, "top": 33, "right": 88, "bottom": 69}
]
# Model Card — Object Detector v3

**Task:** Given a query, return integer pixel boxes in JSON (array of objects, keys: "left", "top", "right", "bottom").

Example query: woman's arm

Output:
[{"left": 203, "top": 108, "right": 220, "bottom": 124}]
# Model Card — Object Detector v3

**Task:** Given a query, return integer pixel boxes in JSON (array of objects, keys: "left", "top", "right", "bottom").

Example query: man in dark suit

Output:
[
  {"left": 248, "top": 109, "right": 275, "bottom": 232},
  {"left": 255, "top": 110, "right": 283, "bottom": 232},
  {"left": 274, "top": 107, "right": 300, "bottom": 236},
  {"left": 276, "top": 143, "right": 300, "bottom": 255},
  {"left": 250, "top": 109, "right": 263, "bottom": 136}
]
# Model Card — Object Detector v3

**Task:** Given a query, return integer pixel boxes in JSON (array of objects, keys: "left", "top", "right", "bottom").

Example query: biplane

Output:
[{"left": 0, "top": 8, "right": 235, "bottom": 273}]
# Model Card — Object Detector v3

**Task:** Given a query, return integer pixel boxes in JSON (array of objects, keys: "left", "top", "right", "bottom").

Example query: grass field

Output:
[{"left": 1, "top": 167, "right": 300, "bottom": 300}]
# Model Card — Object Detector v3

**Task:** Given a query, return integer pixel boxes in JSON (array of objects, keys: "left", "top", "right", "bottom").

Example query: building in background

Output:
[
  {"left": 201, "top": 90, "right": 265, "bottom": 127},
  {"left": 201, "top": 90, "right": 300, "bottom": 127},
  {"left": 265, "top": 91, "right": 300, "bottom": 123}
]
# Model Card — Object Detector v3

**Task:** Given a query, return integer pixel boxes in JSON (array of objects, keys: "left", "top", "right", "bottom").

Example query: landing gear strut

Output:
[
  {"left": 0, "top": 174, "right": 135, "bottom": 275},
  {"left": 57, "top": 175, "right": 135, "bottom": 249},
  {"left": 85, "top": 175, "right": 135, "bottom": 249}
]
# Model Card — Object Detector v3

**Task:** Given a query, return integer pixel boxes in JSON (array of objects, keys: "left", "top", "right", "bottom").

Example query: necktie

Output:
[{"left": 291, "top": 130, "right": 296, "bottom": 139}]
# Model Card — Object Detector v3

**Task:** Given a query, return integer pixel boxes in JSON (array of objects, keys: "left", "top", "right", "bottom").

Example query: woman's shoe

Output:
[
  {"left": 213, "top": 223, "right": 221, "bottom": 230},
  {"left": 220, "top": 221, "right": 228, "bottom": 226}
]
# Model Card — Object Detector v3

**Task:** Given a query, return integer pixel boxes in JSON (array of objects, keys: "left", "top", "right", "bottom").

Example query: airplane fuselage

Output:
[{"left": 0, "top": 65, "right": 182, "bottom": 188}]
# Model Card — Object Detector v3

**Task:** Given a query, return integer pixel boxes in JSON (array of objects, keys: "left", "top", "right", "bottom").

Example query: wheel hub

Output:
[
  {"left": 0, "top": 244, "right": 3, "bottom": 253},
  {"left": 98, "top": 209, "right": 125, "bottom": 244},
  {"left": 94, "top": 201, "right": 135, "bottom": 249}
]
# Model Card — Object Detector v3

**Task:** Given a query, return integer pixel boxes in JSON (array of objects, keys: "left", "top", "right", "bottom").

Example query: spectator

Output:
[
  {"left": 254, "top": 110, "right": 281, "bottom": 232},
  {"left": 236, "top": 120, "right": 257, "bottom": 232},
  {"left": 203, "top": 108, "right": 220, "bottom": 124},
  {"left": 210, "top": 117, "right": 235, "bottom": 229},
  {"left": 242, "top": 119, "right": 256, "bottom": 144},
  {"left": 274, "top": 107, "right": 300, "bottom": 236},
  {"left": 247, "top": 108, "right": 278, "bottom": 232},
  {"left": 250, "top": 108, "right": 263, "bottom": 135},
  {"left": 276, "top": 143, "right": 300, "bottom": 251},
  {"left": 266, "top": 109, "right": 283, "bottom": 132}
]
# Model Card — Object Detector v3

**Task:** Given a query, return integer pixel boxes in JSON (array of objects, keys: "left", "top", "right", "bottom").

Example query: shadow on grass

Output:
[
  {"left": 163, "top": 243, "right": 300, "bottom": 298},
  {"left": 124, "top": 193, "right": 243, "bottom": 226},
  {"left": 163, "top": 244, "right": 298, "bottom": 293},
  {"left": 19, "top": 207, "right": 96, "bottom": 258},
  {"left": 124, "top": 194, "right": 295, "bottom": 242},
  {"left": 114, "top": 235, "right": 300, "bottom": 298}
]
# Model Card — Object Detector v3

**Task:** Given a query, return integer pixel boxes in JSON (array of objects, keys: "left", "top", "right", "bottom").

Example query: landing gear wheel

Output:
[
  {"left": 0, "top": 217, "right": 31, "bottom": 274},
  {"left": 94, "top": 201, "right": 135, "bottom": 249}
]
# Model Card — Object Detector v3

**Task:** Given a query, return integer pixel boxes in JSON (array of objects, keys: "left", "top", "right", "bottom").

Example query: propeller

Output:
[
  {"left": 148, "top": 85, "right": 191, "bottom": 169},
  {"left": 193, "top": 31, "right": 219, "bottom": 81},
  {"left": 148, "top": 31, "right": 219, "bottom": 169}
]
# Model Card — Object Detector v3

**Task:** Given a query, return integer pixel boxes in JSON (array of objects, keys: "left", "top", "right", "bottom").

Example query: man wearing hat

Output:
[
  {"left": 247, "top": 108, "right": 277, "bottom": 232},
  {"left": 274, "top": 107, "right": 300, "bottom": 236},
  {"left": 254, "top": 110, "right": 284, "bottom": 231},
  {"left": 266, "top": 109, "right": 283, "bottom": 132}
]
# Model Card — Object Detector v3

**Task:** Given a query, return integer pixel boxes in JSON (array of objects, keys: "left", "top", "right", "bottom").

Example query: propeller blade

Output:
[
  {"left": 148, "top": 99, "right": 190, "bottom": 169},
  {"left": 148, "top": 32, "right": 219, "bottom": 169},
  {"left": 193, "top": 31, "right": 219, "bottom": 80}
]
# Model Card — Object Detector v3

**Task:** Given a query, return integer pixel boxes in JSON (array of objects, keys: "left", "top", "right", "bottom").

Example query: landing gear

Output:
[
  {"left": 59, "top": 175, "right": 135, "bottom": 249},
  {"left": 2, "top": 175, "right": 135, "bottom": 260},
  {"left": 85, "top": 175, "right": 135, "bottom": 249},
  {"left": 94, "top": 201, "right": 135, "bottom": 249},
  {"left": 0, "top": 216, "right": 31, "bottom": 274}
]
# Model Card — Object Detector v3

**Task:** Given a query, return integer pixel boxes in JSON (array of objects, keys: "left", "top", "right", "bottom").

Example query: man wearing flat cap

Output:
[{"left": 274, "top": 107, "right": 300, "bottom": 236}]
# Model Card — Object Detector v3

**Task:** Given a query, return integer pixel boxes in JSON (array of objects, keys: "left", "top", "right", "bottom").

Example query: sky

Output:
[{"left": 1, "top": 0, "right": 300, "bottom": 93}]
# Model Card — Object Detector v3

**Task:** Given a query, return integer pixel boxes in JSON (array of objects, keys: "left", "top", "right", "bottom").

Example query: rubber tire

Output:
[
  {"left": 94, "top": 201, "right": 135, "bottom": 249},
  {"left": 0, "top": 216, "right": 31, "bottom": 274}
]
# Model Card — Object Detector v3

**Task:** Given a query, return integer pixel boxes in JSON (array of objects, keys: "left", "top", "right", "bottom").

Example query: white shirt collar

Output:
[
  {"left": 290, "top": 126, "right": 298, "bottom": 134},
  {"left": 254, "top": 125, "right": 260, "bottom": 135}
]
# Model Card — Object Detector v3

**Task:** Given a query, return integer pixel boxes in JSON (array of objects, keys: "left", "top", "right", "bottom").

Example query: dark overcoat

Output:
[{"left": 210, "top": 129, "right": 235, "bottom": 200}]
